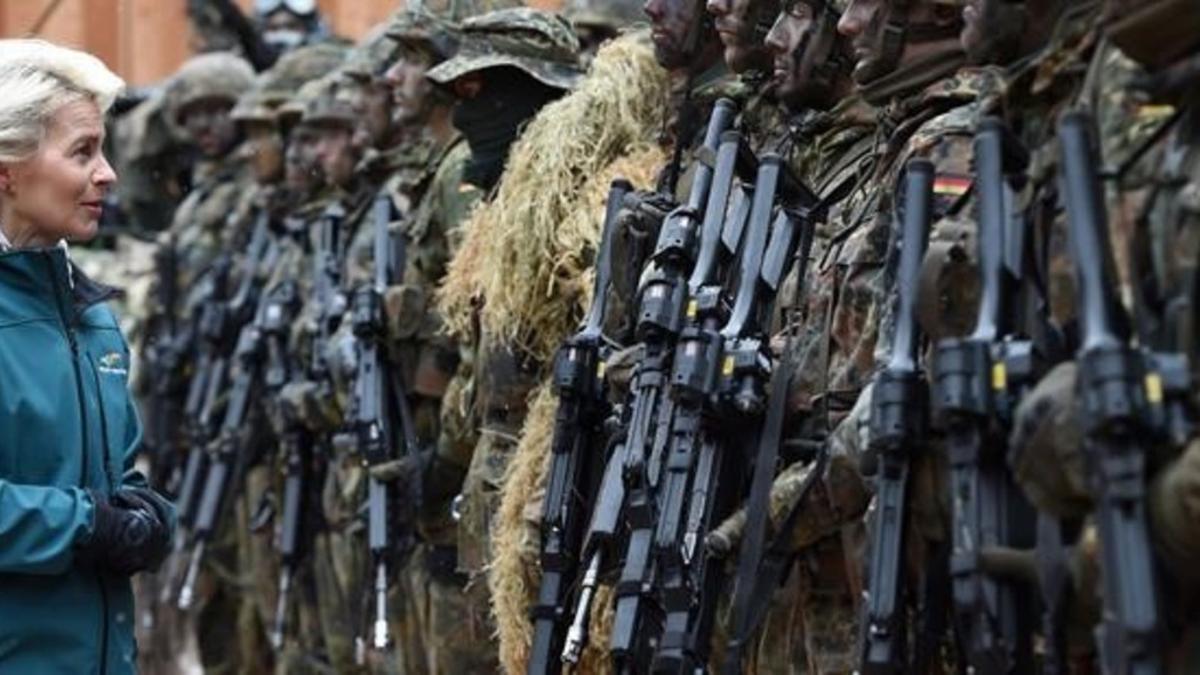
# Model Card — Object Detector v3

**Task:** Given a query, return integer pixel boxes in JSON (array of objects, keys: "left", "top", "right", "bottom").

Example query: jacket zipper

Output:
[{"left": 45, "top": 253, "right": 109, "bottom": 675}]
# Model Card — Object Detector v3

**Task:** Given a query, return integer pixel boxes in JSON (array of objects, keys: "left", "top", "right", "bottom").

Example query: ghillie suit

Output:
[{"left": 433, "top": 33, "right": 669, "bottom": 674}]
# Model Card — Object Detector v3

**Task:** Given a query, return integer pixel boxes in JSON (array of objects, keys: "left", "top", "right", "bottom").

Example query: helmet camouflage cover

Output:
[
  {"left": 341, "top": 20, "right": 401, "bottom": 82},
  {"left": 169, "top": 51, "right": 256, "bottom": 122},
  {"left": 425, "top": 7, "right": 584, "bottom": 90},
  {"left": 385, "top": 6, "right": 463, "bottom": 63},
  {"left": 278, "top": 74, "right": 335, "bottom": 126},
  {"left": 563, "top": 0, "right": 646, "bottom": 31},
  {"left": 232, "top": 42, "right": 348, "bottom": 124}
]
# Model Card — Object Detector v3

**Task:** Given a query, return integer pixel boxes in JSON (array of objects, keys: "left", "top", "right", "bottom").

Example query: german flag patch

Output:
[{"left": 933, "top": 174, "right": 971, "bottom": 197}]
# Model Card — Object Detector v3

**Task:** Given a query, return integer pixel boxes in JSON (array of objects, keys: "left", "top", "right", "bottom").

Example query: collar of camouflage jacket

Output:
[{"left": 858, "top": 44, "right": 967, "bottom": 108}]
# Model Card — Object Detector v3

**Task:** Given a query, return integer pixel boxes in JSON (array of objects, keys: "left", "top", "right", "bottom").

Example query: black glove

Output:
[
  {"left": 111, "top": 486, "right": 173, "bottom": 568},
  {"left": 80, "top": 489, "right": 172, "bottom": 576}
]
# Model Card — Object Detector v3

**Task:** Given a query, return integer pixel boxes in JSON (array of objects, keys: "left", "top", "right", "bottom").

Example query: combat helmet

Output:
[
  {"left": 299, "top": 77, "right": 358, "bottom": 128},
  {"left": 278, "top": 74, "right": 334, "bottom": 130},
  {"left": 425, "top": 7, "right": 584, "bottom": 91},
  {"left": 385, "top": 6, "right": 463, "bottom": 64},
  {"left": 341, "top": 21, "right": 401, "bottom": 83},
  {"left": 562, "top": 0, "right": 646, "bottom": 33},
  {"left": 168, "top": 52, "right": 257, "bottom": 123},
  {"left": 232, "top": 42, "right": 347, "bottom": 125}
]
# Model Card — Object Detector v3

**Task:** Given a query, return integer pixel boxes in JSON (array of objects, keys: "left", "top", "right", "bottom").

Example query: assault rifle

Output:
[
  {"left": 349, "top": 196, "right": 424, "bottom": 653},
  {"left": 932, "top": 117, "right": 1037, "bottom": 674},
  {"left": 1059, "top": 111, "right": 1188, "bottom": 675},
  {"left": 143, "top": 234, "right": 185, "bottom": 487},
  {"left": 653, "top": 152, "right": 816, "bottom": 674},
  {"left": 560, "top": 98, "right": 738, "bottom": 669},
  {"left": 161, "top": 216, "right": 275, "bottom": 602},
  {"left": 265, "top": 280, "right": 310, "bottom": 651},
  {"left": 609, "top": 100, "right": 739, "bottom": 673},
  {"left": 860, "top": 159, "right": 934, "bottom": 675},
  {"left": 177, "top": 293, "right": 270, "bottom": 610},
  {"left": 721, "top": 161, "right": 821, "bottom": 675},
  {"left": 527, "top": 178, "right": 632, "bottom": 675},
  {"left": 175, "top": 216, "right": 280, "bottom": 610}
]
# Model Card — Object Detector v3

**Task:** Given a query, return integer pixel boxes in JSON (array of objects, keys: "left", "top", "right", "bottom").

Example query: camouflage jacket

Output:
[{"left": 786, "top": 69, "right": 996, "bottom": 433}]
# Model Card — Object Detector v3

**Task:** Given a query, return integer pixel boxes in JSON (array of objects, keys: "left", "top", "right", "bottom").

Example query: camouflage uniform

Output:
[
  {"left": 133, "top": 51, "right": 261, "bottom": 675},
  {"left": 1005, "top": 3, "right": 1200, "bottom": 670},
  {"left": 754, "top": 2, "right": 991, "bottom": 669},
  {"left": 228, "top": 43, "right": 347, "bottom": 675},
  {"left": 112, "top": 88, "right": 192, "bottom": 237},
  {"left": 424, "top": 9, "right": 585, "bottom": 671}
]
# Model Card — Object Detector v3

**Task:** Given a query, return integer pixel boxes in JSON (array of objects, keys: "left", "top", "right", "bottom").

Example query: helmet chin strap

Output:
[{"left": 857, "top": 0, "right": 962, "bottom": 84}]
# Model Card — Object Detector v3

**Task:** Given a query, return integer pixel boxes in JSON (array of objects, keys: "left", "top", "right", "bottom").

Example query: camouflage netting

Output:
[
  {"left": 487, "top": 144, "right": 666, "bottom": 675},
  {"left": 436, "top": 31, "right": 669, "bottom": 364}
]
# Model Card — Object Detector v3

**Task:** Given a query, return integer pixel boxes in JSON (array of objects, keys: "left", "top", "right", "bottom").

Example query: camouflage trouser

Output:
[
  {"left": 192, "top": 491, "right": 272, "bottom": 675},
  {"left": 382, "top": 544, "right": 493, "bottom": 675},
  {"left": 746, "top": 568, "right": 808, "bottom": 675},
  {"left": 795, "top": 533, "right": 860, "bottom": 674},
  {"left": 238, "top": 463, "right": 279, "bottom": 672},
  {"left": 314, "top": 451, "right": 371, "bottom": 675},
  {"left": 451, "top": 426, "right": 516, "bottom": 673}
]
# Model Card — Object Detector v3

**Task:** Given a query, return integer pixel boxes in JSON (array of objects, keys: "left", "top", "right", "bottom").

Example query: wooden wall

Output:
[{"left": 0, "top": 0, "right": 561, "bottom": 87}]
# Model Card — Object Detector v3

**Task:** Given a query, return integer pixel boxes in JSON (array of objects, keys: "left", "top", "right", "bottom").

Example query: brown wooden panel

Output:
[{"left": 2, "top": 0, "right": 566, "bottom": 86}]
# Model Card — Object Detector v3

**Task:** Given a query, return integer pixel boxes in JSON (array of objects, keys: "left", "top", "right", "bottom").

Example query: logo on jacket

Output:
[{"left": 98, "top": 351, "right": 128, "bottom": 377}]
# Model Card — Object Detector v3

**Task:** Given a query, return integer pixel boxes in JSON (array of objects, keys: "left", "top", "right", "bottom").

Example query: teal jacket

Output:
[{"left": 0, "top": 246, "right": 171, "bottom": 674}]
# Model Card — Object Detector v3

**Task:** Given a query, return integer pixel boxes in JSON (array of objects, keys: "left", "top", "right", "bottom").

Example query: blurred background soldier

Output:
[{"left": 562, "top": 0, "right": 647, "bottom": 57}]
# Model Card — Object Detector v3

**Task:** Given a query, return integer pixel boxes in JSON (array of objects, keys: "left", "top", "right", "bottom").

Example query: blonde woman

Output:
[{"left": 0, "top": 39, "right": 174, "bottom": 673}]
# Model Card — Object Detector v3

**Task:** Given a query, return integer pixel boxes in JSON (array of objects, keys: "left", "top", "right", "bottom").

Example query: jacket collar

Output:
[{"left": 0, "top": 246, "right": 120, "bottom": 322}]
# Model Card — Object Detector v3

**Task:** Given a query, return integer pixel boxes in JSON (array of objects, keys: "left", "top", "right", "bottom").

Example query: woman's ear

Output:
[{"left": 0, "top": 164, "right": 11, "bottom": 193}]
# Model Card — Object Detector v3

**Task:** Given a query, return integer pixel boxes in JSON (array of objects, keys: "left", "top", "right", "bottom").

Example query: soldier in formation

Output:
[{"left": 118, "top": 0, "right": 1200, "bottom": 673}]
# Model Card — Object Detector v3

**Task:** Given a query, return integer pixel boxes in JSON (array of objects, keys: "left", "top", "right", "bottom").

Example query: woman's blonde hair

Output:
[{"left": 0, "top": 39, "right": 125, "bottom": 164}]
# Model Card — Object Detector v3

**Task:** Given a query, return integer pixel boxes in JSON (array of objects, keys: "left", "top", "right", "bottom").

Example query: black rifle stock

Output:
[
  {"left": 860, "top": 159, "right": 934, "bottom": 675},
  {"left": 528, "top": 179, "right": 632, "bottom": 675},
  {"left": 1058, "top": 111, "right": 1166, "bottom": 675},
  {"left": 933, "top": 117, "right": 1036, "bottom": 675}
]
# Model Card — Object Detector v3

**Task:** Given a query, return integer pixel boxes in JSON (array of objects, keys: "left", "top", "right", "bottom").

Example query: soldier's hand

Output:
[
  {"left": 618, "top": 190, "right": 674, "bottom": 239},
  {"left": 1008, "top": 361, "right": 1091, "bottom": 519},
  {"left": 279, "top": 380, "right": 343, "bottom": 433},
  {"left": 706, "top": 453, "right": 868, "bottom": 559},
  {"left": 604, "top": 344, "right": 643, "bottom": 405}
]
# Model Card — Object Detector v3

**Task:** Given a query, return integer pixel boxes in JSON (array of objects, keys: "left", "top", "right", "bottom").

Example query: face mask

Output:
[
  {"left": 451, "top": 70, "right": 563, "bottom": 191},
  {"left": 255, "top": 0, "right": 317, "bottom": 15},
  {"left": 263, "top": 29, "right": 306, "bottom": 52}
]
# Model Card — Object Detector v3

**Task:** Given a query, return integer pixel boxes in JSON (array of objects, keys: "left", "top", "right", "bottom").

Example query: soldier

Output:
[
  {"left": 425, "top": 7, "right": 586, "bottom": 671},
  {"left": 256, "top": 0, "right": 333, "bottom": 57},
  {"left": 111, "top": 87, "right": 193, "bottom": 238},
  {"left": 228, "top": 42, "right": 348, "bottom": 675},
  {"left": 162, "top": 53, "right": 259, "bottom": 289},
  {"left": 995, "top": 0, "right": 1200, "bottom": 670},
  {"left": 700, "top": 3, "right": 873, "bottom": 673},
  {"left": 753, "top": 0, "right": 986, "bottom": 670}
]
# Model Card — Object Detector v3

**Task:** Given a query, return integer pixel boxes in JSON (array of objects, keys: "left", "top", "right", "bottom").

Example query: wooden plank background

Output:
[{"left": 0, "top": 0, "right": 562, "bottom": 87}]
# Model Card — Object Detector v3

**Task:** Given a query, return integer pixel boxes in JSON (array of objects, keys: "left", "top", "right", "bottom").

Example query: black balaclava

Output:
[{"left": 452, "top": 67, "right": 565, "bottom": 191}]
